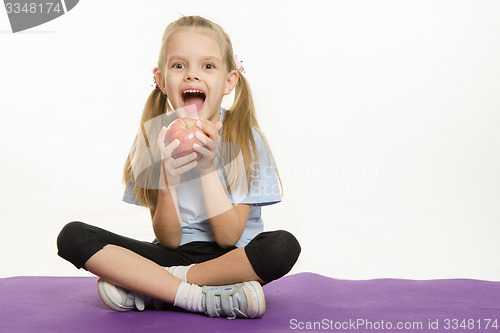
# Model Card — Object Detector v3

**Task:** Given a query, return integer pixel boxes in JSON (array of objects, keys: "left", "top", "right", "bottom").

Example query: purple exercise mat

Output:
[{"left": 2, "top": 272, "right": 500, "bottom": 332}]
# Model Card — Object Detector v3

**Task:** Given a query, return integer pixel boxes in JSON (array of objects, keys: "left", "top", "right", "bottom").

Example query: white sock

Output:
[
  {"left": 164, "top": 264, "right": 195, "bottom": 282},
  {"left": 173, "top": 281, "right": 204, "bottom": 313}
]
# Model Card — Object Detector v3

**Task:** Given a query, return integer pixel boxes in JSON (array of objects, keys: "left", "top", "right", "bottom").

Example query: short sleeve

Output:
[
  {"left": 226, "top": 129, "right": 281, "bottom": 207},
  {"left": 122, "top": 181, "right": 142, "bottom": 206}
]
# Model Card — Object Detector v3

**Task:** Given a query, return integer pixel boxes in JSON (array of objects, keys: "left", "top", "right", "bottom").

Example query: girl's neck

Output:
[{"left": 209, "top": 108, "right": 221, "bottom": 123}]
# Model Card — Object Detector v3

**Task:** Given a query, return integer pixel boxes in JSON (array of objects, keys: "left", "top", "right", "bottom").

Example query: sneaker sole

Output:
[
  {"left": 97, "top": 278, "right": 134, "bottom": 312},
  {"left": 243, "top": 281, "right": 266, "bottom": 318}
]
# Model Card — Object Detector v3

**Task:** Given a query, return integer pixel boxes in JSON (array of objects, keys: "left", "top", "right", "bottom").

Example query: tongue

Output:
[{"left": 184, "top": 95, "right": 204, "bottom": 109}]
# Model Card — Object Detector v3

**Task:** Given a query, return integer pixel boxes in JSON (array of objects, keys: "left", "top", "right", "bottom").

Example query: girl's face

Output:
[{"left": 161, "top": 28, "right": 238, "bottom": 123}]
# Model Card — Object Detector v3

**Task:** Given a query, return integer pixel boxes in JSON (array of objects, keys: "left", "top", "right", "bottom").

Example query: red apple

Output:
[{"left": 164, "top": 117, "right": 208, "bottom": 160}]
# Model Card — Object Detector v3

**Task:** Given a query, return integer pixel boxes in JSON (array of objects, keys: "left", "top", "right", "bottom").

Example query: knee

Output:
[
  {"left": 245, "top": 230, "right": 301, "bottom": 283},
  {"left": 57, "top": 221, "right": 86, "bottom": 259},
  {"left": 269, "top": 230, "right": 301, "bottom": 271}
]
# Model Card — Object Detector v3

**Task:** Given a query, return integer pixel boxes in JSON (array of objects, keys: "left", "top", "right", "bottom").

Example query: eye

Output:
[
  {"left": 203, "top": 63, "right": 215, "bottom": 70},
  {"left": 172, "top": 63, "right": 185, "bottom": 69}
]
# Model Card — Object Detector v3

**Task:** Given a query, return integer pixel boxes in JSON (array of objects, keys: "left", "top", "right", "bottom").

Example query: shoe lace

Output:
[
  {"left": 129, "top": 291, "right": 145, "bottom": 311},
  {"left": 205, "top": 286, "right": 248, "bottom": 319},
  {"left": 227, "top": 308, "right": 247, "bottom": 320}
]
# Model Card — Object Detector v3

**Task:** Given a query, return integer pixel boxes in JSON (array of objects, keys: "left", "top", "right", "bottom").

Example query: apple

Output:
[{"left": 164, "top": 117, "right": 208, "bottom": 160}]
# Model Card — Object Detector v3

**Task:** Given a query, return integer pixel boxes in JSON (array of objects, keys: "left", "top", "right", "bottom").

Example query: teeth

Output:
[{"left": 183, "top": 89, "right": 204, "bottom": 94}]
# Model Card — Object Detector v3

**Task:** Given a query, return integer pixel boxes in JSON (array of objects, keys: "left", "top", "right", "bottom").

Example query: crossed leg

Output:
[
  {"left": 59, "top": 222, "right": 299, "bottom": 309},
  {"left": 187, "top": 247, "right": 263, "bottom": 286},
  {"left": 84, "top": 244, "right": 262, "bottom": 305}
]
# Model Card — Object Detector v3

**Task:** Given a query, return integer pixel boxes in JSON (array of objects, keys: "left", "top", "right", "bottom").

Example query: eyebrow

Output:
[
  {"left": 201, "top": 56, "right": 222, "bottom": 63},
  {"left": 167, "top": 55, "right": 222, "bottom": 63}
]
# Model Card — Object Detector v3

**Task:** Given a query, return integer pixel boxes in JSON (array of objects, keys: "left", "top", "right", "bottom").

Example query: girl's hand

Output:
[
  {"left": 193, "top": 119, "right": 223, "bottom": 175},
  {"left": 157, "top": 126, "right": 198, "bottom": 189}
]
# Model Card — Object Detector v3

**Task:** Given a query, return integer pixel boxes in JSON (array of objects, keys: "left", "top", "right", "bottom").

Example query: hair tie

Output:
[
  {"left": 233, "top": 55, "right": 244, "bottom": 73},
  {"left": 152, "top": 67, "right": 159, "bottom": 89}
]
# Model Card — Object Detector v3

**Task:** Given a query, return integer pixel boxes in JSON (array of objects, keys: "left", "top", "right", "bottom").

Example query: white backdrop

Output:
[{"left": 1, "top": 0, "right": 499, "bottom": 280}]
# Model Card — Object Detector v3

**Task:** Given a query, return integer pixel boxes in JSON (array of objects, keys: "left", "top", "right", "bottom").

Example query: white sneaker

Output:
[
  {"left": 97, "top": 278, "right": 148, "bottom": 312},
  {"left": 202, "top": 281, "right": 266, "bottom": 319}
]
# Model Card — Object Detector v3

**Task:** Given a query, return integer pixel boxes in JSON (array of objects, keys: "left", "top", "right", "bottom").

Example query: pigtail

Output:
[
  {"left": 221, "top": 73, "right": 283, "bottom": 197},
  {"left": 122, "top": 87, "right": 170, "bottom": 210},
  {"left": 221, "top": 74, "right": 258, "bottom": 193}
]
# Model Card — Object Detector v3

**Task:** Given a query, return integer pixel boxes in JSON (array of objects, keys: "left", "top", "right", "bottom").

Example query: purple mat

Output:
[{"left": 2, "top": 272, "right": 500, "bottom": 332}]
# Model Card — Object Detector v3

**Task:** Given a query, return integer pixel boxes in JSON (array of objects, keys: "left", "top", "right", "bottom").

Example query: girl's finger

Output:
[
  {"left": 193, "top": 143, "right": 210, "bottom": 158},
  {"left": 169, "top": 152, "right": 198, "bottom": 169},
  {"left": 157, "top": 126, "right": 168, "bottom": 149},
  {"left": 196, "top": 119, "right": 220, "bottom": 141},
  {"left": 215, "top": 121, "right": 223, "bottom": 132},
  {"left": 164, "top": 139, "right": 180, "bottom": 157},
  {"left": 174, "top": 159, "right": 198, "bottom": 175},
  {"left": 195, "top": 131, "right": 209, "bottom": 145}
]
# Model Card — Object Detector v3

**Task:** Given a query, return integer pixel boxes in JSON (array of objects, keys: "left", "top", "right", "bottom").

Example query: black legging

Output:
[{"left": 57, "top": 221, "right": 301, "bottom": 284}]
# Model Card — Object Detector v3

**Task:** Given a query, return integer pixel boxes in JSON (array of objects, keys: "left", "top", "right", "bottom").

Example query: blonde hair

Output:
[{"left": 122, "top": 15, "right": 282, "bottom": 210}]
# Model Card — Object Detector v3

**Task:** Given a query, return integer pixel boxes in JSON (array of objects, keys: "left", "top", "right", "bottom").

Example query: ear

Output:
[
  {"left": 223, "top": 70, "right": 239, "bottom": 95},
  {"left": 155, "top": 70, "right": 166, "bottom": 94}
]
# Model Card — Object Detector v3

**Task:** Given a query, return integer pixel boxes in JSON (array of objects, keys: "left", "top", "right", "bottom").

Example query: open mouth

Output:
[{"left": 182, "top": 89, "right": 206, "bottom": 112}]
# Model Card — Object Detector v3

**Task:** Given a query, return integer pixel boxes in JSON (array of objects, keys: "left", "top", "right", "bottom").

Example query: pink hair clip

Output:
[
  {"left": 233, "top": 55, "right": 244, "bottom": 73},
  {"left": 152, "top": 67, "right": 159, "bottom": 88}
]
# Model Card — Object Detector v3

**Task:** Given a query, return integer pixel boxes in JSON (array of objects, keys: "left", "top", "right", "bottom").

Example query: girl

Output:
[{"left": 57, "top": 15, "right": 300, "bottom": 319}]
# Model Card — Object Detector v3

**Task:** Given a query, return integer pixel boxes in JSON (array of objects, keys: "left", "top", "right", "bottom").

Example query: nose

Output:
[{"left": 184, "top": 68, "right": 200, "bottom": 81}]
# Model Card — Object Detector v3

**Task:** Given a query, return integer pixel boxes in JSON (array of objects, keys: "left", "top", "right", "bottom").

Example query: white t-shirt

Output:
[{"left": 122, "top": 108, "right": 281, "bottom": 247}]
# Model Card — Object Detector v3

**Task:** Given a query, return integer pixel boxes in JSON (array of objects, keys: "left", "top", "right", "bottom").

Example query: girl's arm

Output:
[
  {"left": 198, "top": 167, "right": 252, "bottom": 248},
  {"left": 152, "top": 126, "right": 198, "bottom": 249},
  {"left": 194, "top": 119, "right": 252, "bottom": 248},
  {"left": 151, "top": 185, "right": 183, "bottom": 249}
]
